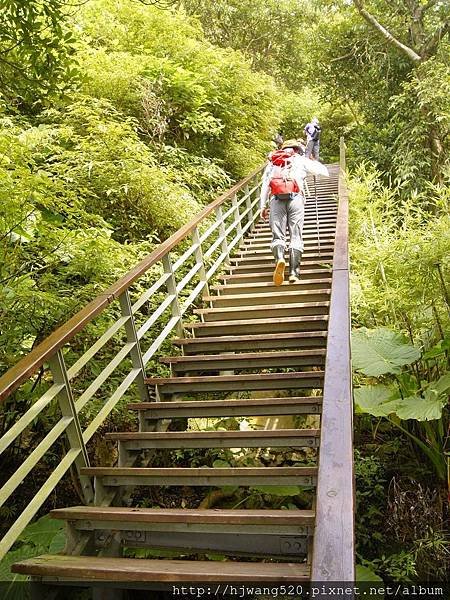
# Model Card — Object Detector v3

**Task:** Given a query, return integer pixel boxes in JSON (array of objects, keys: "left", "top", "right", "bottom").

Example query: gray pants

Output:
[
  {"left": 305, "top": 139, "right": 320, "bottom": 159},
  {"left": 269, "top": 193, "right": 305, "bottom": 253}
]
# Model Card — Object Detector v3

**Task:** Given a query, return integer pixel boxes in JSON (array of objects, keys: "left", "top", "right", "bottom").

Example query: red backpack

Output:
[{"left": 268, "top": 149, "right": 300, "bottom": 196}]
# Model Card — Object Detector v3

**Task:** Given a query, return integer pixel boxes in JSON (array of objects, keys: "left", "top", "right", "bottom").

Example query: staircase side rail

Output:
[
  {"left": 311, "top": 138, "right": 355, "bottom": 581},
  {"left": 0, "top": 166, "right": 264, "bottom": 560}
]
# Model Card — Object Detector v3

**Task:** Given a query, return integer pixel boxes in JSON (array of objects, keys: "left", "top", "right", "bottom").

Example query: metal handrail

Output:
[
  {"left": 311, "top": 137, "right": 355, "bottom": 580},
  {"left": 0, "top": 166, "right": 264, "bottom": 559}
]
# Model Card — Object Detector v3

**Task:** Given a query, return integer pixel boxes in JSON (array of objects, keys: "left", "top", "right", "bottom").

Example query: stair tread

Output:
[
  {"left": 189, "top": 315, "right": 328, "bottom": 329},
  {"left": 106, "top": 429, "right": 320, "bottom": 440},
  {"left": 146, "top": 371, "right": 324, "bottom": 385},
  {"left": 50, "top": 506, "right": 316, "bottom": 524},
  {"left": 220, "top": 269, "right": 331, "bottom": 280},
  {"left": 12, "top": 555, "right": 310, "bottom": 581},
  {"left": 230, "top": 256, "right": 333, "bottom": 264},
  {"left": 81, "top": 467, "right": 318, "bottom": 477},
  {"left": 173, "top": 332, "right": 327, "bottom": 345},
  {"left": 228, "top": 261, "right": 332, "bottom": 271},
  {"left": 160, "top": 349, "right": 326, "bottom": 363},
  {"left": 128, "top": 396, "right": 323, "bottom": 411},
  {"left": 195, "top": 302, "right": 329, "bottom": 314},
  {"left": 211, "top": 279, "right": 331, "bottom": 291},
  {"left": 201, "top": 292, "right": 331, "bottom": 305}
]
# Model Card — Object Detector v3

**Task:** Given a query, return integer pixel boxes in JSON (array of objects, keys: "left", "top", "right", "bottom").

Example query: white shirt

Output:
[{"left": 259, "top": 155, "right": 329, "bottom": 211}]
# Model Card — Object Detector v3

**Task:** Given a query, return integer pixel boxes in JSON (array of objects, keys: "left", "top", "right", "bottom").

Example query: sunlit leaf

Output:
[{"left": 352, "top": 328, "right": 421, "bottom": 376}]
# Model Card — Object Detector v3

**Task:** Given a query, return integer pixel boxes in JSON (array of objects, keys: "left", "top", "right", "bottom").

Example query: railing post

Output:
[
  {"left": 118, "top": 291, "right": 150, "bottom": 402},
  {"left": 48, "top": 350, "right": 94, "bottom": 505},
  {"left": 232, "top": 193, "right": 243, "bottom": 238},
  {"left": 191, "top": 226, "right": 210, "bottom": 302},
  {"left": 162, "top": 253, "right": 184, "bottom": 338},
  {"left": 215, "top": 206, "right": 230, "bottom": 265},
  {"left": 340, "top": 136, "right": 346, "bottom": 172},
  {"left": 244, "top": 184, "right": 255, "bottom": 232}
]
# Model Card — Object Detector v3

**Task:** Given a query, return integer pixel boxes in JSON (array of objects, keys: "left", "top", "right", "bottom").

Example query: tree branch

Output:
[{"left": 353, "top": 0, "right": 422, "bottom": 63}]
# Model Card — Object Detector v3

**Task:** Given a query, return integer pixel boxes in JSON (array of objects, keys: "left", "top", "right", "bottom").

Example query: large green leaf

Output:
[
  {"left": 425, "top": 372, "right": 450, "bottom": 400},
  {"left": 391, "top": 396, "right": 443, "bottom": 421},
  {"left": 354, "top": 374, "right": 449, "bottom": 421},
  {"left": 0, "top": 545, "right": 36, "bottom": 586},
  {"left": 352, "top": 328, "right": 421, "bottom": 376},
  {"left": 354, "top": 385, "right": 396, "bottom": 416},
  {"left": 17, "top": 515, "right": 63, "bottom": 548},
  {"left": 384, "top": 373, "right": 450, "bottom": 421},
  {"left": 356, "top": 564, "right": 383, "bottom": 583}
]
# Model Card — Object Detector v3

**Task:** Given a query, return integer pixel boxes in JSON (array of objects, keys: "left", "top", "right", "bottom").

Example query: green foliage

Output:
[
  {"left": 0, "top": 0, "right": 80, "bottom": 106},
  {"left": 352, "top": 328, "right": 421, "bottom": 376},
  {"left": 353, "top": 326, "right": 448, "bottom": 479},
  {"left": 354, "top": 450, "right": 387, "bottom": 556},
  {"left": 77, "top": 0, "right": 280, "bottom": 178},
  {"left": 389, "top": 58, "right": 450, "bottom": 186},
  {"left": 308, "top": 1, "right": 450, "bottom": 185},
  {"left": 354, "top": 374, "right": 450, "bottom": 422},
  {"left": 0, "top": 514, "right": 65, "bottom": 583},
  {"left": 181, "top": 0, "right": 312, "bottom": 89},
  {"left": 360, "top": 552, "right": 417, "bottom": 583},
  {"left": 355, "top": 564, "right": 383, "bottom": 585}
]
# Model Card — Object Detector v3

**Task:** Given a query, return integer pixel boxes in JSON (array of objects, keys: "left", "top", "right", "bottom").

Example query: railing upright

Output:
[
  {"left": 215, "top": 206, "right": 230, "bottom": 267},
  {"left": 49, "top": 351, "right": 95, "bottom": 505},
  {"left": 162, "top": 253, "right": 185, "bottom": 338},
  {"left": 191, "top": 226, "right": 210, "bottom": 303},
  {"left": 231, "top": 193, "right": 243, "bottom": 238},
  {"left": 118, "top": 291, "right": 150, "bottom": 402}
]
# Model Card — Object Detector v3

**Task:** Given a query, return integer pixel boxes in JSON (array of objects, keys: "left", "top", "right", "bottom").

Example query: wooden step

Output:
[
  {"left": 49, "top": 507, "right": 315, "bottom": 555},
  {"left": 219, "top": 268, "right": 331, "bottom": 284},
  {"left": 49, "top": 508, "right": 315, "bottom": 559},
  {"left": 200, "top": 291, "right": 331, "bottom": 308},
  {"left": 242, "top": 233, "right": 336, "bottom": 245},
  {"left": 80, "top": 466, "right": 318, "bottom": 487},
  {"left": 240, "top": 240, "right": 335, "bottom": 252},
  {"left": 241, "top": 238, "right": 336, "bottom": 250},
  {"left": 161, "top": 349, "right": 326, "bottom": 372},
  {"left": 210, "top": 279, "right": 331, "bottom": 295},
  {"left": 51, "top": 506, "right": 315, "bottom": 527},
  {"left": 12, "top": 555, "right": 310, "bottom": 582},
  {"left": 228, "top": 260, "right": 333, "bottom": 274},
  {"left": 230, "top": 252, "right": 333, "bottom": 265},
  {"left": 173, "top": 331, "right": 327, "bottom": 354},
  {"left": 195, "top": 302, "right": 329, "bottom": 322},
  {"left": 146, "top": 371, "right": 324, "bottom": 394},
  {"left": 106, "top": 429, "right": 320, "bottom": 449},
  {"left": 128, "top": 396, "right": 323, "bottom": 418},
  {"left": 251, "top": 223, "right": 336, "bottom": 233},
  {"left": 243, "top": 236, "right": 335, "bottom": 246},
  {"left": 242, "top": 239, "right": 335, "bottom": 250},
  {"left": 188, "top": 315, "right": 328, "bottom": 336}
]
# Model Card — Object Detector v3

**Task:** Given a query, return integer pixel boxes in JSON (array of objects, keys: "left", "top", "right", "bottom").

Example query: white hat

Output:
[{"left": 312, "top": 116, "right": 319, "bottom": 124}]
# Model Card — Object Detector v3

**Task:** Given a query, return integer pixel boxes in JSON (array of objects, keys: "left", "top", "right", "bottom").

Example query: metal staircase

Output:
[{"left": 0, "top": 141, "right": 353, "bottom": 593}]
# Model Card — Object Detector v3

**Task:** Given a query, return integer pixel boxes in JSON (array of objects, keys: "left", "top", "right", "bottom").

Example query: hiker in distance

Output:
[
  {"left": 259, "top": 139, "right": 329, "bottom": 287},
  {"left": 304, "top": 116, "right": 321, "bottom": 160}
]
